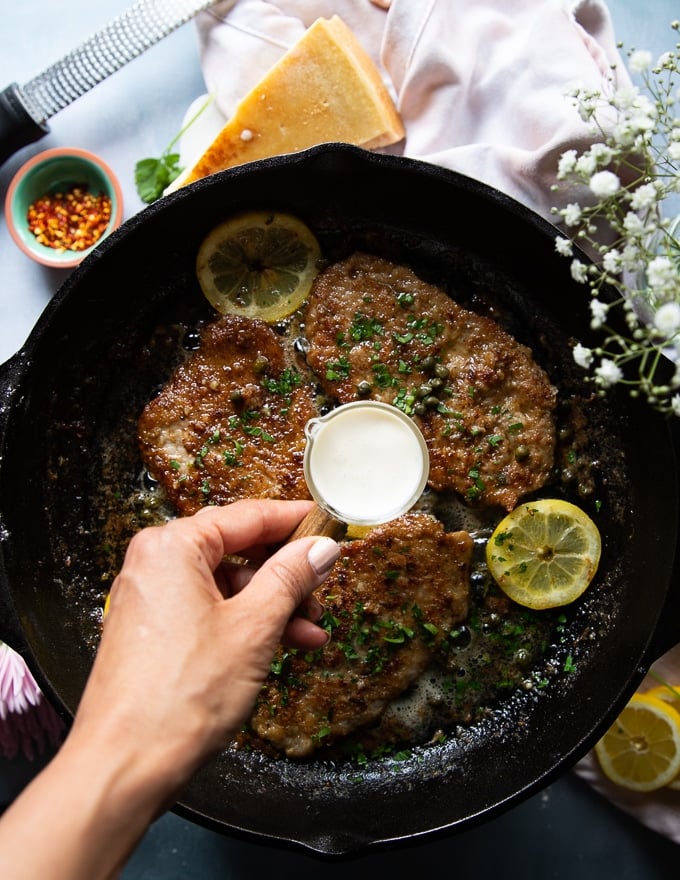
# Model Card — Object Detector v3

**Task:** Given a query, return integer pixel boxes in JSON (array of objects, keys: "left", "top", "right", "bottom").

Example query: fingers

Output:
[
  {"left": 189, "top": 499, "right": 316, "bottom": 567},
  {"left": 232, "top": 535, "right": 340, "bottom": 646}
]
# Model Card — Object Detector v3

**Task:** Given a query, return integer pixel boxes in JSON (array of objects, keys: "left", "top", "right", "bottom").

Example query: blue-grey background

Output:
[{"left": 1, "top": 1, "right": 678, "bottom": 876}]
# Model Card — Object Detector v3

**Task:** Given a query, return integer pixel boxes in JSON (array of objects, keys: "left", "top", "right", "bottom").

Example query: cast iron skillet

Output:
[{"left": 1, "top": 144, "right": 679, "bottom": 857}]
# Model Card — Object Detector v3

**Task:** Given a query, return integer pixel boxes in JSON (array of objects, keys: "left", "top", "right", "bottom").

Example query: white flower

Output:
[
  {"left": 576, "top": 152, "right": 598, "bottom": 176},
  {"left": 557, "top": 149, "right": 577, "bottom": 178},
  {"left": 590, "top": 143, "right": 615, "bottom": 166},
  {"left": 563, "top": 203, "right": 582, "bottom": 226},
  {"left": 629, "top": 50, "right": 653, "bottom": 73},
  {"left": 589, "top": 170, "right": 621, "bottom": 198},
  {"left": 602, "top": 248, "right": 622, "bottom": 275},
  {"left": 573, "top": 343, "right": 594, "bottom": 368},
  {"left": 672, "top": 394, "right": 680, "bottom": 417},
  {"left": 590, "top": 298, "right": 609, "bottom": 328},
  {"left": 647, "top": 256, "right": 679, "bottom": 293},
  {"left": 571, "top": 259, "right": 589, "bottom": 283},
  {"left": 656, "top": 51, "right": 675, "bottom": 70},
  {"left": 669, "top": 142, "right": 680, "bottom": 161},
  {"left": 629, "top": 182, "right": 660, "bottom": 211},
  {"left": 654, "top": 302, "right": 680, "bottom": 337},
  {"left": 623, "top": 211, "right": 646, "bottom": 236},
  {"left": 595, "top": 359, "right": 623, "bottom": 387},
  {"left": 555, "top": 236, "right": 573, "bottom": 256}
]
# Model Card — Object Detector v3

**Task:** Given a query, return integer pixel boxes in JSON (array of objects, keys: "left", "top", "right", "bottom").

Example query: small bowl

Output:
[{"left": 5, "top": 147, "right": 123, "bottom": 269}]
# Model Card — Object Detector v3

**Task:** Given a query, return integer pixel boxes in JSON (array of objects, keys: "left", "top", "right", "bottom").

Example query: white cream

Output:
[{"left": 304, "top": 401, "right": 429, "bottom": 525}]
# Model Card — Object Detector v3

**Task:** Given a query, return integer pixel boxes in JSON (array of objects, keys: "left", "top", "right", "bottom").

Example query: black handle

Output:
[{"left": 0, "top": 83, "right": 49, "bottom": 167}]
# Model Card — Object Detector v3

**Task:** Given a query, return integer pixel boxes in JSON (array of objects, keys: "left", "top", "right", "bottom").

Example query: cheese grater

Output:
[{"left": 0, "top": 0, "right": 227, "bottom": 166}]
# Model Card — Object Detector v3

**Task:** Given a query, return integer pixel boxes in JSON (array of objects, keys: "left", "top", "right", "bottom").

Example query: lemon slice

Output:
[
  {"left": 196, "top": 210, "right": 322, "bottom": 322},
  {"left": 645, "top": 684, "right": 680, "bottom": 789},
  {"left": 485, "top": 498, "right": 601, "bottom": 609},
  {"left": 594, "top": 692, "right": 680, "bottom": 792}
]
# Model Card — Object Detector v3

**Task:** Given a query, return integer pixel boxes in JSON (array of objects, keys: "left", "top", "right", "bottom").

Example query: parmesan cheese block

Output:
[{"left": 167, "top": 15, "right": 404, "bottom": 191}]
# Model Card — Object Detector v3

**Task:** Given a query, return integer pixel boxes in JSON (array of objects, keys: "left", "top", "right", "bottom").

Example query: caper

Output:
[
  {"left": 230, "top": 389, "right": 244, "bottom": 405},
  {"left": 514, "top": 444, "right": 530, "bottom": 461},
  {"left": 356, "top": 380, "right": 372, "bottom": 396},
  {"left": 428, "top": 377, "right": 444, "bottom": 391},
  {"left": 253, "top": 354, "right": 269, "bottom": 374},
  {"left": 421, "top": 355, "right": 436, "bottom": 372},
  {"left": 434, "top": 363, "right": 450, "bottom": 380},
  {"left": 413, "top": 403, "right": 427, "bottom": 416},
  {"left": 417, "top": 384, "right": 432, "bottom": 398},
  {"left": 425, "top": 395, "right": 440, "bottom": 409}
]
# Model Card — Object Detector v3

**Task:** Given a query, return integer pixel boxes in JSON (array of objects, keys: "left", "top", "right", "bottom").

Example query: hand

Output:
[
  {"left": 70, "top": 499, "right": 340, "bottom": 786},
  {"left": 0, "top": 500, "right": 340, "bottom": 880}
]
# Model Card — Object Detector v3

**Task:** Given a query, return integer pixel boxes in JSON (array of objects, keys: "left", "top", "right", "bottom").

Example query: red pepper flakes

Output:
[{"left": 26, "top": 184, "right": 112, "bottom": 253}]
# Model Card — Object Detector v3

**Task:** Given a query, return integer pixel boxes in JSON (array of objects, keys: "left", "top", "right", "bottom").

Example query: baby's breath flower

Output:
[
  {"left": 629, "top": 50, "right": 652, "bottom": 73},
  {"left": 555, "top": 235, "right": 573, "bottom": 256},
  {"left": 590, "top": 298, "right": 609, "bottom": 327},
  {"left": 654, "top": 301, "right": 680, "bottom": 337},
  {"left": 557, "top": 149, "right": 578, "bottom": 178},
  {"left": 563, "top": 203, "right": 582, "bottom": 226},
  {"left": 589, "top": 170, "right": 621, "bottom": 197},
  {"left": 573, "top": 343, "right": 594, "bottom": 368},
  {"left": 552, "top": 22, "right": 680, "bottom": 416},
  {"left": 595, "top": 359, "right": 623, "bottom": 387},
  {"left": 571, "top": 258, "right": 589, "bottom": 283},
  {"left": 629, "top": 182, "right": 659, "bottom": 211}
]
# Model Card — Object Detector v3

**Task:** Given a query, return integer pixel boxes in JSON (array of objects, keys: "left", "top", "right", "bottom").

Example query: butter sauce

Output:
[{"left": 303, "top": 401, "right": 430, "bottom": 525}]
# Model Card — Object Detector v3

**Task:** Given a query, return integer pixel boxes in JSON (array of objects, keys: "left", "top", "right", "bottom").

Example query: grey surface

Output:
[{"left": 1, "top": 0, "right": 679, "bottom": 875}]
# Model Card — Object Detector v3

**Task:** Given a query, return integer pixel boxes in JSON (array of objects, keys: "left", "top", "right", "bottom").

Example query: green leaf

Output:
[{"left": 135, "top": 153, "right": 184, "bottom": 204}]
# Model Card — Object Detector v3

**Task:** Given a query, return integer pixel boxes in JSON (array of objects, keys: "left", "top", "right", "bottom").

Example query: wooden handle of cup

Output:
[{"left": 287, "top": 504, "right": 347, "bottom": 542}]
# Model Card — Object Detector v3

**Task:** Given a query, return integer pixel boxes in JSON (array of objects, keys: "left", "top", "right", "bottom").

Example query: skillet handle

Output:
[
  {"left": 0, "top": 352, "right": 30, "bottom": 653},
  {"left": 642, "top": 414, "right": 680, "bottom": 663}
]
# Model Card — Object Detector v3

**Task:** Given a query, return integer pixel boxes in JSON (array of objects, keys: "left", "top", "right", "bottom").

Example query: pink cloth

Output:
[{"left": 193, "top": 0, "right": 631, "bottom": 221}]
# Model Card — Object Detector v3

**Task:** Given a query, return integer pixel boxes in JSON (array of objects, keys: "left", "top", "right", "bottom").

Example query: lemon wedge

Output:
[
  {"left": 645, "top": 684, "right": 680, "bottom": 789},
  {"left": 196, "top": 210, "right": 321, "bottom": 322},
  {"left": 485, "top": 498, "right": 601, "bottom": 609},
  {"left": 594, "top": 692, "right": 680, "bottom": 792}
]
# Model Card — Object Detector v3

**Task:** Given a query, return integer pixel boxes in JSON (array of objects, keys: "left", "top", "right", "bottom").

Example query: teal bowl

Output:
[{"left": 5, "top": 147, "right": 123, "bottom": 269}]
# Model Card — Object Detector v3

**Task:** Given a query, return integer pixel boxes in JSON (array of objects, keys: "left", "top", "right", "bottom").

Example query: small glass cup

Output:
[{"left": 303, "top": 400, "right": 430, "bottom": 527}]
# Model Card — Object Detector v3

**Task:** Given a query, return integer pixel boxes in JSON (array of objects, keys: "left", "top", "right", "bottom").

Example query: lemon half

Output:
[
  {"left": 196, "top": 210, "right": 321, "bottom": 322},
  {"left": 594, "top": 692, "right": 680, "bottom": 792},
  {"left": 485, "top": 498, "right": 601, "bottom": 610}
]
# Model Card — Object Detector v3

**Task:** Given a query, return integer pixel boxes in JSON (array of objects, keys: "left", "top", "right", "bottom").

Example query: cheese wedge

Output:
[{"left": 168, "top": 15, "right": 404, "bottom": 191}]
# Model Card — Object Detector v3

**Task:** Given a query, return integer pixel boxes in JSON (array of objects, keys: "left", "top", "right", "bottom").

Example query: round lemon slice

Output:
[
  {"left": 594, "top": 692, "right": 680, "bottom": 792},
  {"left": 196, "top": 210, "right": 322, "bottom": 322},
  {"left": 485, "top": 498, "right": 601, "bottom": 609},
  {"left": 645, "top": 684, "right": 680, "bottom": 789}
]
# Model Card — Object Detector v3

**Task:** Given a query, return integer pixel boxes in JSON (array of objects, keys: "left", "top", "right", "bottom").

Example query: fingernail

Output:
[{"left": 308, "top": 537, "right": 340, "bottom": 577}]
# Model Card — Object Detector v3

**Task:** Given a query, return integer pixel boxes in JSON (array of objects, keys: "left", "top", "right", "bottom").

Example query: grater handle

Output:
[{"left": 0, "top": 83, "right": 49, "bottom": 166}]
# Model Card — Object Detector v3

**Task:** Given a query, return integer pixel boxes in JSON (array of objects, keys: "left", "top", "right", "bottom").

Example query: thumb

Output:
[{"left": 236, "top": 536, "right": 340, "bottom": 646}]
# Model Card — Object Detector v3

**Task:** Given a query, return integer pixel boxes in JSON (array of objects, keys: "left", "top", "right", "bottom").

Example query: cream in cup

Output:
[{"left": 303, "top": 401, "right": 430, "bottom": 526}]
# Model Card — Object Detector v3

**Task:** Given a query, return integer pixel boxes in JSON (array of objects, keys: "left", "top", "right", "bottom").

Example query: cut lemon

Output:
[
  {"left": 594, "top": 692, "right": 680, "bottom": 792},
  {"left": 485, "top": 498, "right": 601, "bottom": 609},
  {"left": 645, "top": 683, "right": 680, "bottom": 789},
  {"left": 196, "top": 210, "right": 322, "bottom": 322}
]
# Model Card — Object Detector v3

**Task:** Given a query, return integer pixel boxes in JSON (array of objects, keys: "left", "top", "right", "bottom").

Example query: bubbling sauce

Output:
[{"left": 304, "top": 401, "right": 430, "bottom": 525}]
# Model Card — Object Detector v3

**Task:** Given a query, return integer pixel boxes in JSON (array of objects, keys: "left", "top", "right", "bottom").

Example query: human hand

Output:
[{"left": 68, "top": 499, "right": 340, "bottom": 789}]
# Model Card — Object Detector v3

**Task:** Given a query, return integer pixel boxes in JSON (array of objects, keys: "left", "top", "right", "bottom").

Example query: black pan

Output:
[{"left": 1, "top": 144, "right": 678, "bottom": 857}]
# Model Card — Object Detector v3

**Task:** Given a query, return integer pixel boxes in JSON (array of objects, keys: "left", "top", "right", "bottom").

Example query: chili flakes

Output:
[{"left": 27, "top": 184, "right": 112, "bottom": 253}]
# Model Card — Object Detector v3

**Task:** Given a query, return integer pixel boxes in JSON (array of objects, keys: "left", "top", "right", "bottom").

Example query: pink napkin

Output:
[
  {"left": 573, "top": 645, "right": 680, "bottom": 844},
  {"left": 191, "top": 0, "right": 632, "bottom": 222}
]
